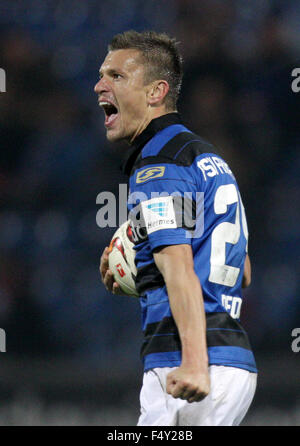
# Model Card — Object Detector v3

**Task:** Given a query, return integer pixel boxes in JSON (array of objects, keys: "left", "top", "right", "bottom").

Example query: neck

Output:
[{"left": 129, "top": 107, "right": 176, "bottom": 145}]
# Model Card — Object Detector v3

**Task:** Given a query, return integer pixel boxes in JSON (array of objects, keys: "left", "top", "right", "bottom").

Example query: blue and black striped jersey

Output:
[{"left": 122, "top": 113, "right": 257, "bottom": 373}]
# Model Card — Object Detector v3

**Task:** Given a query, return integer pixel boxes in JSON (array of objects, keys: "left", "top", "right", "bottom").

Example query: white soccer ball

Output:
[{"left": 108, "top": 220, "right": 139, "bottom": 297}]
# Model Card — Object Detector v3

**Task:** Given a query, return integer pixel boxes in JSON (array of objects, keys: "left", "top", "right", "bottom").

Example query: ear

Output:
[{"left": 147, "top": 80, "right": 170, "bottom": 106}]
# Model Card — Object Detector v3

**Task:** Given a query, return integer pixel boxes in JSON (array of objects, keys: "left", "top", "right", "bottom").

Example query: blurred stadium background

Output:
[{"left": 0, "top": 0, "right": 299, "bottom": 426}]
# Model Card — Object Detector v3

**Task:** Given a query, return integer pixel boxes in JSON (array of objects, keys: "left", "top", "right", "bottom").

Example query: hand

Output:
[
  {"left": 166, "top": 365, "right": 210, "bottom": 403},
  {"left": 99, "top": 247, "right": 126, "bottom": 295}
]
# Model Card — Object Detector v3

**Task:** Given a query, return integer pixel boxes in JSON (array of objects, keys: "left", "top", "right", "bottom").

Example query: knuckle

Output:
[{"left": 196, "top": 391, "right": 208, "bottom": 401}]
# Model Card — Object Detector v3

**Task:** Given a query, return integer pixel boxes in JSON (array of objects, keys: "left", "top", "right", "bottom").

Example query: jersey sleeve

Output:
[{"left": 128, "top": 160, "right": 203, "bottom": 251}]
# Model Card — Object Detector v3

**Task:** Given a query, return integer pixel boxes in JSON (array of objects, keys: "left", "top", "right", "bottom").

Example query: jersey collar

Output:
[{"left": 121, "top": 112, "right": 183, "bottom": 176}]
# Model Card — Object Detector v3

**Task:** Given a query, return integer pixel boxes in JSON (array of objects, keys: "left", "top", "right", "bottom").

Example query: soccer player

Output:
[{"left": 96, "top": 31, "right": 257, "bottom": 426}]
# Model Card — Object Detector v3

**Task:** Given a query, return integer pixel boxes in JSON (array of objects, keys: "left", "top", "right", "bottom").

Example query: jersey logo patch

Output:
[
  {"left": 146, "top": 202, "right": 168, "bottom": 217},
  {"left": 136, "top": 166, "right": 165, "bottom": 183},
  {"left": 141, "top": 196, "right": 177, "bottom": 234}
]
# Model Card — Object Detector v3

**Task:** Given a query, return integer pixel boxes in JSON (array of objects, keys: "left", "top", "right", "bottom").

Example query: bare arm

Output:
[
  {"left": 242, "top": 254, "right": 251, "bottom": 288},
  {"left": 153, "top": 244, "right": 210, "bottom": 403}
]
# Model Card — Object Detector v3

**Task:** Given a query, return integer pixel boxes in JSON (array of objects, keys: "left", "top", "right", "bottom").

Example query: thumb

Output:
[{"left": 166, "top": 373, "right": 177, "bottom": 394}]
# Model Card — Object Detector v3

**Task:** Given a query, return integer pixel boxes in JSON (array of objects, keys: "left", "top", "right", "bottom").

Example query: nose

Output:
[{"left": 94, "top": 76, "right": 110, "bottom": 95}]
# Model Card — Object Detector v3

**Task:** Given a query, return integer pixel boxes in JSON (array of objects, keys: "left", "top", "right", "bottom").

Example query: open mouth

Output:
[{"left": 99, "top": 101, "right": 119, "bottom": 128}]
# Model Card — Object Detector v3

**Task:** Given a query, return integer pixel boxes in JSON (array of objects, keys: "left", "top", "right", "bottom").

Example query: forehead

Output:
[{"left": 100, "top": 49, "right": 144, "bottom": 74}]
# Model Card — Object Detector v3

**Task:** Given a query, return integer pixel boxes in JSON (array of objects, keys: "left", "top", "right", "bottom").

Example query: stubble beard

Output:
[{"left": 106, "top": 125, "right": 132, "bottom": 144}]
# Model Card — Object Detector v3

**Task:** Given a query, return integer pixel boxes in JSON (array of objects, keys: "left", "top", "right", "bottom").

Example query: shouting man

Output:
[{"left": 96, "top": 30, "right": 257, "bottom": 426}]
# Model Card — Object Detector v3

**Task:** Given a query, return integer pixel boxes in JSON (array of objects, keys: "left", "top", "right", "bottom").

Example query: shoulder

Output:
[{"left": 133, "top": 129, "right": 219, "bottom": 173}]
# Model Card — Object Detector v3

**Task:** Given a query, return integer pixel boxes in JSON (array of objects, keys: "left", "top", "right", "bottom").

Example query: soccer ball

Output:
[{"left": 108, "top": 220, "right": 139, "bottom": 297}]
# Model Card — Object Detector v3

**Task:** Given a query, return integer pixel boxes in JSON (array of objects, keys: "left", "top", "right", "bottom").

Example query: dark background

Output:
[{"left": 0, "top": 0, "right": 299, "bottom": 425}]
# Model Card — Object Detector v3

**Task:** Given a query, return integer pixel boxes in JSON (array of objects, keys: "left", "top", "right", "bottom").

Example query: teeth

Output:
[{"left": 99, "top": 101, "right": 118, "bottom": 114}]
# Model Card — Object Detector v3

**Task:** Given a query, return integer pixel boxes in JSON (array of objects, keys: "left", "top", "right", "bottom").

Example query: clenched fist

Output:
[{"left": 166, "top": 366, "right": 210, "bottom": 403}]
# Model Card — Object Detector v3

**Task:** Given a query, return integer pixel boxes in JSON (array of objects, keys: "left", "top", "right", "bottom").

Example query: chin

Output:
[
  {"left": 106, "top": 129, "right": 121, "bottom": 142},
  {"left": 106, "top": 128, "right": 131, "bottom": 144}
]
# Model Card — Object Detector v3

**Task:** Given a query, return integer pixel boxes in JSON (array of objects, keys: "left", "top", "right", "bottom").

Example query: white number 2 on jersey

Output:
[{"left": 209, "top": 184, "right": 248, "bottom": 287}]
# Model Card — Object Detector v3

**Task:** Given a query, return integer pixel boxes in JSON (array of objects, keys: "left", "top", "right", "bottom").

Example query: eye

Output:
[{"left": 113, "top": 73, "right": 122, "bottom": 80}]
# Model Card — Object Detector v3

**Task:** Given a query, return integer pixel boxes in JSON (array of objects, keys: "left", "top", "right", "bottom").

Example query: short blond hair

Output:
[{"left": 108, "top": 30, "right": 183, "bottom": 110}]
